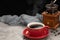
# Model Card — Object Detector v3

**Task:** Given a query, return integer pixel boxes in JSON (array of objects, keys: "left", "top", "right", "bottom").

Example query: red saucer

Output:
[{"left": 23, "top": 28, "right": 49, "bottom": 39}]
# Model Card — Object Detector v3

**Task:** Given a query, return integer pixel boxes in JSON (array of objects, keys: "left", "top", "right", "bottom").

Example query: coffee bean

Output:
[
  {"left": 55, "top": 34, "right": 57, "bottom": 36},
  {"left": 51, "top": 31, "right": 53, "bottom": 33},
  {"left": 58, "top": 32, "right": 60, "bottom": 35},
  {"left": 56, "top": 30, "right": 58, "bottom": 32},
  {"left": 53, "top": 32, "right": 55, "bottom": 33}
]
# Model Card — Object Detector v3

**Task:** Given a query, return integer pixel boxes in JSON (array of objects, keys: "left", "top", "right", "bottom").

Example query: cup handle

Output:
[{"left": 44, "top": 26, "right": 50, "bottom": 29}]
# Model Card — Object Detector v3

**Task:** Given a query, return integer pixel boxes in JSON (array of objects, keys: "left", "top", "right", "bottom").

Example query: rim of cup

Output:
[{"left": 27, "top": 22, "right": 45, "bottom": 29}]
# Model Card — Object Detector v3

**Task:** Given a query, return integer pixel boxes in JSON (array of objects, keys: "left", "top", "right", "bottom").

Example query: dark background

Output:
[{"left": 0, "top": 0, "right": 60, "bottom": 16}]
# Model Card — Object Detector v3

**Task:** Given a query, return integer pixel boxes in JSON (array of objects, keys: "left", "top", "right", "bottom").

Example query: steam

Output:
[{"left": 53, "top": 0, "right": 57, "bottom": 3}]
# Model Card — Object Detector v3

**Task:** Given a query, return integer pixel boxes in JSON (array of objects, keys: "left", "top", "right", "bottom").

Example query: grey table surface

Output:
[{"left": 0, "top": 22, "right": 60, "bottom": 40}]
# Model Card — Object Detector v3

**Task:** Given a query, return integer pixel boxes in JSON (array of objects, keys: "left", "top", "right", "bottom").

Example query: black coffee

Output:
[{"left": 30, "top": 24, "right": 42, "bottom": 28}]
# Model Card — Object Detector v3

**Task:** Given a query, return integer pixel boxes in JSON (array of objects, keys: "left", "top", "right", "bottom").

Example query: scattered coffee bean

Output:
[
  {"left": 58, "top": 32, "right": 60, "bottom": 35},
  {"left": 56, "top": 30, "right": 58, "bottom": 32},
  {"left": 55, "top": 34, "right": 57, "bottom": 36},
  {"left": 53, "top": 32, "right": 55, "bottom": 33},
  {"left": 51, "top": 31, "right": 53, "bottom": 33}
]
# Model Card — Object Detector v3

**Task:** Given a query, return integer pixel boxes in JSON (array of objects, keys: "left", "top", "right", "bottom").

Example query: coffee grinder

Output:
[{"left": 42, "top": 0, "right": 60, "bottom": 29}]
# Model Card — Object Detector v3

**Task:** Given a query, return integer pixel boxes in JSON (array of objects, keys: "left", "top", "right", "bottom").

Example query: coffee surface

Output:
[{"left": 30, "top": 24, "right": 42, "bottom": 28}]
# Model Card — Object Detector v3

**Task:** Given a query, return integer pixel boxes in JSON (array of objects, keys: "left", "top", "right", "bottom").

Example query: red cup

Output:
[{"left": 27, "top": 22, "right": 49, "bottom": 37}]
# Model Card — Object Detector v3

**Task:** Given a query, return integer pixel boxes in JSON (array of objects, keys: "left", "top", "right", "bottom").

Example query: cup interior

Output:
[
  {"left": 30, "top": 24, "right": 43, "bottom": 28},
  {"left": 27, "top": 22, "right": 45, "bottom": 29}
]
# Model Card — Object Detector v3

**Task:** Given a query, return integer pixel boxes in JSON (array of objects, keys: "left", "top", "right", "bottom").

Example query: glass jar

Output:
[{"left": 45, "top": 4, "right": 58, "bottom": 14}]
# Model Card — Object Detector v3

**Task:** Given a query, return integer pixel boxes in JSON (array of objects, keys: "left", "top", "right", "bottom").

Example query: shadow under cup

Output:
[{"left": 27, "top": 22, "right": 46, "bottom": 37}]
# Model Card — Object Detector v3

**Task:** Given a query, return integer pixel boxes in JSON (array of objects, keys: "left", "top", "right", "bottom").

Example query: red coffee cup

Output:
[{"left": 27, "top": 22, "right": 49, "bottom": 37}]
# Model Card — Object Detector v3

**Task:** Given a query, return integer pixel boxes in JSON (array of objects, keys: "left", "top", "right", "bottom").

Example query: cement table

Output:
[{"left": 0, "top": 22, "right": 60, "bottom": 40}]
